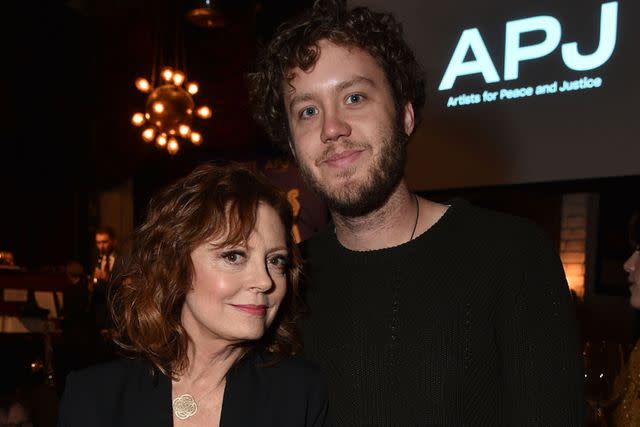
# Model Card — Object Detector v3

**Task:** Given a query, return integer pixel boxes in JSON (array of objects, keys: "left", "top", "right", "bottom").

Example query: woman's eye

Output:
[
  {"left": 299, "top": 106, "right": 318, "bottom": 119},
  {"left": 222, "top": 251, "right": 244, "bottom": 263},
  {"left": 268, "top": 254, "right": 289, "bottom": 270},
  {"left": 346, "top": 94, "right": 364, "bottom": 104}
]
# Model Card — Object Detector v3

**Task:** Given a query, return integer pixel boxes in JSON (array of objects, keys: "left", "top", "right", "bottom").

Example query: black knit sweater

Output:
[{"left": 301, "top": 199, "right": 584, "bottom": 426}]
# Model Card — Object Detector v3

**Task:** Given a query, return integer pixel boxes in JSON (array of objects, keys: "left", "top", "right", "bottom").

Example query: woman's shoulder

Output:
[
  {"left": 223, "top": 353, "right": 331, "bottom": 426},
  {"left": 66, "top": 358, "right": 149, "bottom": 387},
  {"left": 59, "top": 358, "right": 171, "bottom": 426},
  {"left": 62, "top": 357, "right": 160, "bottom": 407}
]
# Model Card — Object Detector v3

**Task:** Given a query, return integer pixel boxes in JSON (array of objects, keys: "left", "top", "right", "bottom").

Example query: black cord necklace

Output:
[{"left": 409, "top": 194, "right": 419, "bottom": 241}]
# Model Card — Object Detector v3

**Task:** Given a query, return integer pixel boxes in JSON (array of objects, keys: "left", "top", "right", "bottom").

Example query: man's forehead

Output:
[{"left": 96, "top": 233, "right": 111, "bottom": 242}]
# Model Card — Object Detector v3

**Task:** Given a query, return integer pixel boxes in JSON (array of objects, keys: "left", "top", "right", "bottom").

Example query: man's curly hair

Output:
[{"left": 249, "top": 0, "right": 426, "bottom": 146}]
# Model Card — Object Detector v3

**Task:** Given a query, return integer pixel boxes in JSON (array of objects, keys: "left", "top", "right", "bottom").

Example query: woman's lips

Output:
[{"left": 231, "top": 304, "right": 267, "bottom": 316}]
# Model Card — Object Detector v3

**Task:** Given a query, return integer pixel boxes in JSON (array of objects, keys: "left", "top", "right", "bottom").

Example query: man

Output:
[
  {"left": 93, "top": 227, "right": 117, "bottom": 284},
  {"left": 91, "top": 226, "right": 117, "bottom": 333},
  {"left": 250, "top": 1, "right": 584, "bottom": 425}
]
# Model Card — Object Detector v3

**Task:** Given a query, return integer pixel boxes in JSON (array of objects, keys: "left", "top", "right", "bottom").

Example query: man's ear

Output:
[{"left": 403, "top": 102, "right": 415, "bottom": 136}]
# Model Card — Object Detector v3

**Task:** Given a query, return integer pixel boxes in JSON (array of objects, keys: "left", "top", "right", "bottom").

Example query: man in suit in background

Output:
[{"left": 90, "top": 226, "right": 117, "bottom": 338}]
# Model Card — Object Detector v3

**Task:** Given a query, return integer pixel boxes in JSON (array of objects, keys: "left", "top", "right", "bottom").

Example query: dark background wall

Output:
[{"left": 2, "top": 0, "right": 311, "bottom": 269}]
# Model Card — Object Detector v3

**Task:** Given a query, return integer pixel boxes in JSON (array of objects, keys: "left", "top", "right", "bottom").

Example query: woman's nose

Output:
[{"left": 623, "top": 250, "right": 638, "bottom": 273}]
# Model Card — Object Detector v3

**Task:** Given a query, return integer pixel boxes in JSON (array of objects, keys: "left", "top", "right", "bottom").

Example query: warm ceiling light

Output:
[
  {"left": 142, "top": 128, "right": 155, "bottom": 142},
  {"left": 131, "top": 112, "right": 145, "bottom": 126},
  {"left": 156, "top": 134, "right": 168, "bottom": 147},
  {"left": 172, "top": 71, "right": 185, "bottom": 86},
  {"left": 135, "top": 77, "right": 151, "bottom": 93},
  {"left": 162, "top": 67, "right": 174, "bottom": 81},
  {"left": 131, "top": 69, "right": 209, "bottom": 154},
  {"left": 178, "top": 125, "right": 191, "bottom": 137},
  {"left": 190, "top": 131, "right": 202, "bottom": 145},
  {"left": 187, "top": 82, "right": 199, "bottom": 95},
  {"left": 196, "top": 106, "right": 212, "bottom": 119},
  {"left": 167, "top": 137, "right": 180, "bottom": 154}
]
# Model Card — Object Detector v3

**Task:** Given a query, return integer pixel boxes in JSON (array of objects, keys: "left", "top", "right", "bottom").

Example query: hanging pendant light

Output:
[{"left": 131, "top": 1, "right": 212, "bottom": 155}]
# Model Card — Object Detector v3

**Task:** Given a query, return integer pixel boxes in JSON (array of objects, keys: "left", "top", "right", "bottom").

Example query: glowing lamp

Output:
[
  {"left": 142, "top": 128, "right": 155, "bottom": 142},
  {"left": 190, "top": 131, "right": 202, "bottom": 145},
  {"left": 131, "top": 113, "right": 145, "bottom": 126},
  {"left": 156, "top": 134, "right": 168, "bottom": 147},
  {"left": 162, "top": 67, "right": 174, "bottom": 81},
  {"left": 196, "top": 106, "right": 212, "bottom": 119},
  {"left": 187, "top": 82, "right": 199, "bottom": 95},
  {"left": 135, "top": 78, "right": 151, "bottom": 93},
  {"left": 167, "top": 138, "right": 180, "bottom": 154}
]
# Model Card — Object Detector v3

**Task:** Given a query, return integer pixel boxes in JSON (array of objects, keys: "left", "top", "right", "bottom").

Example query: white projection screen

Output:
[{"left": 349, "top": 0, "right": 639, "bottom": 190}]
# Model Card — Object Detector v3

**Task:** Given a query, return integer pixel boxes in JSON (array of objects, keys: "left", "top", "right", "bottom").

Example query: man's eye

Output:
[
  {"left": 299, "top": 106, "right": 318, "bottom": 119},
  {"left": 346, "top": 94, "right": 364, "bottom": 104}
]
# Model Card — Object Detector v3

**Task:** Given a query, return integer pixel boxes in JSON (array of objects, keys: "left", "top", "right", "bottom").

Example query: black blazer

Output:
[{"left": 58, "top": 353, "right": 331, "bottom": 427}]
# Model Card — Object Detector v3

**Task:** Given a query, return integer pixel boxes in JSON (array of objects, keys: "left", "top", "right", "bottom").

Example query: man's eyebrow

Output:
[
  {"left": 335, "top": 76, "right": 376, "bottom": 93},
  {"left": 288, "top": 93, "right": 315, "bottom": 112},
  {"left": 287, "top": 76, "right": 377, "bottom": 112}
]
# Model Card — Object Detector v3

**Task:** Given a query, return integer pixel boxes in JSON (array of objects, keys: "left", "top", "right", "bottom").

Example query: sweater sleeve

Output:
[{"left": 496, "top": 225, "right": 585, "bottom": 426}]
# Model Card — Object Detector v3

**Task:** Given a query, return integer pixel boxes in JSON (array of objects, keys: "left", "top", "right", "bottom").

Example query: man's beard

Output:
[{"left": 297, "top": 123, "right": 408, "bottom": 218}]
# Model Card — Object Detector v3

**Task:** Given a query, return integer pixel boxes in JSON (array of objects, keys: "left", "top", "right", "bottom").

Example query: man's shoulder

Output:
[
  {"left": 448, "top": 198, "right": 547, "bottom": 241},
  {"left": 445, "top": 200, "right": 560, "bottom": 272}
]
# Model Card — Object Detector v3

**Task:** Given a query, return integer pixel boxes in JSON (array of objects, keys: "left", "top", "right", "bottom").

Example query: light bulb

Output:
[
  {"left": 167, "top": 138, "right": 180, "bottom": 154},
  {"left": 131, "top": 112, "right": 145, "bottom": 126},
  {"left": 135, "top": 77, "right": 150, "bottom": 93},
  {"left": 190, "top": 132, "right": 202, "bottom": 145},
  {"left": 156, "top": 134, "right": 168, "bottom": 147},
  {"left": 187, "top": 82, "right": 199, "bottom": 95},
  {"left": 172, "top": 71, "right": 185, "bottom": 86},
  {"left": 142, "top": 128, "right": 155, "bottom": 142},
  {"left": 162, "top": 67, "right": 173, "bottom": 81},
  {"left": 178, "top": 125, "right": 191, "bottom": 137},
  {"left": 153, "top": 102, "right": 165, "bottom": 113},
  {"left": 196, "top": 106, "right": 212, "bottom": 119}
]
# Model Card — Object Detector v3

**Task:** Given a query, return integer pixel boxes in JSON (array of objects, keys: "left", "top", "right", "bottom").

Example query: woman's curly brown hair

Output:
[
  {"left": 249, "top": 0, "right": 426, "bottom": 146},
  {"left": 109, "top": 163, "right": 303, "bottom": 378}
]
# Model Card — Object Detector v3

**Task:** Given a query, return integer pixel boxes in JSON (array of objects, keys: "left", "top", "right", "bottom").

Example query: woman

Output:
[
  {"left": 610, "top": 209, "right": 640, "bottom": 426},
  {"left": 58, "top": 163, "right": 330, "bottom": 426}
]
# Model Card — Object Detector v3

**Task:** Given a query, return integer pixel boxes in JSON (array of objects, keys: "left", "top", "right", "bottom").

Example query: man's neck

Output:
[
  {"left": 332, "top": 181, "right": 449, "bottom": 251},
  {"left": 332, "top": 181, "right": 416, "bottom": 251}
]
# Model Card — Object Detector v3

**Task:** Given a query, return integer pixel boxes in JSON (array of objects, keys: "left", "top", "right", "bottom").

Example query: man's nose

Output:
[{"left": 320, "top": 109, "right": 351, "bottom": 144}]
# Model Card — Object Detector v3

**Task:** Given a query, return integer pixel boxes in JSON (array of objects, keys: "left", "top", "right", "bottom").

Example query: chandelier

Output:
[
  {"left": 130, "top": 3, "right": 211, "bottom": 155},
  {"left": 131, "top": 69, "right": 210, "bottom": 155}
]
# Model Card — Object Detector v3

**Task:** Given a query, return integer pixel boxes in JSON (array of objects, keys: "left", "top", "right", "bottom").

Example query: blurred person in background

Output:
[
  {"left": 610, "top": 209, "right": 640, "bottom": 426},
  {"left": 89, "top": 226, "right": 118, "bottom": 336}
]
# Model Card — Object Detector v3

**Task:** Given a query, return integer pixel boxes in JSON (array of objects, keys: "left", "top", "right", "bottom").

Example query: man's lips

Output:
[
  {"left": 321, "top": 149, "right": 364, "bottom": 168},
  {"left": 230, "top": 304, "right": 268, "bottom": 316}
]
